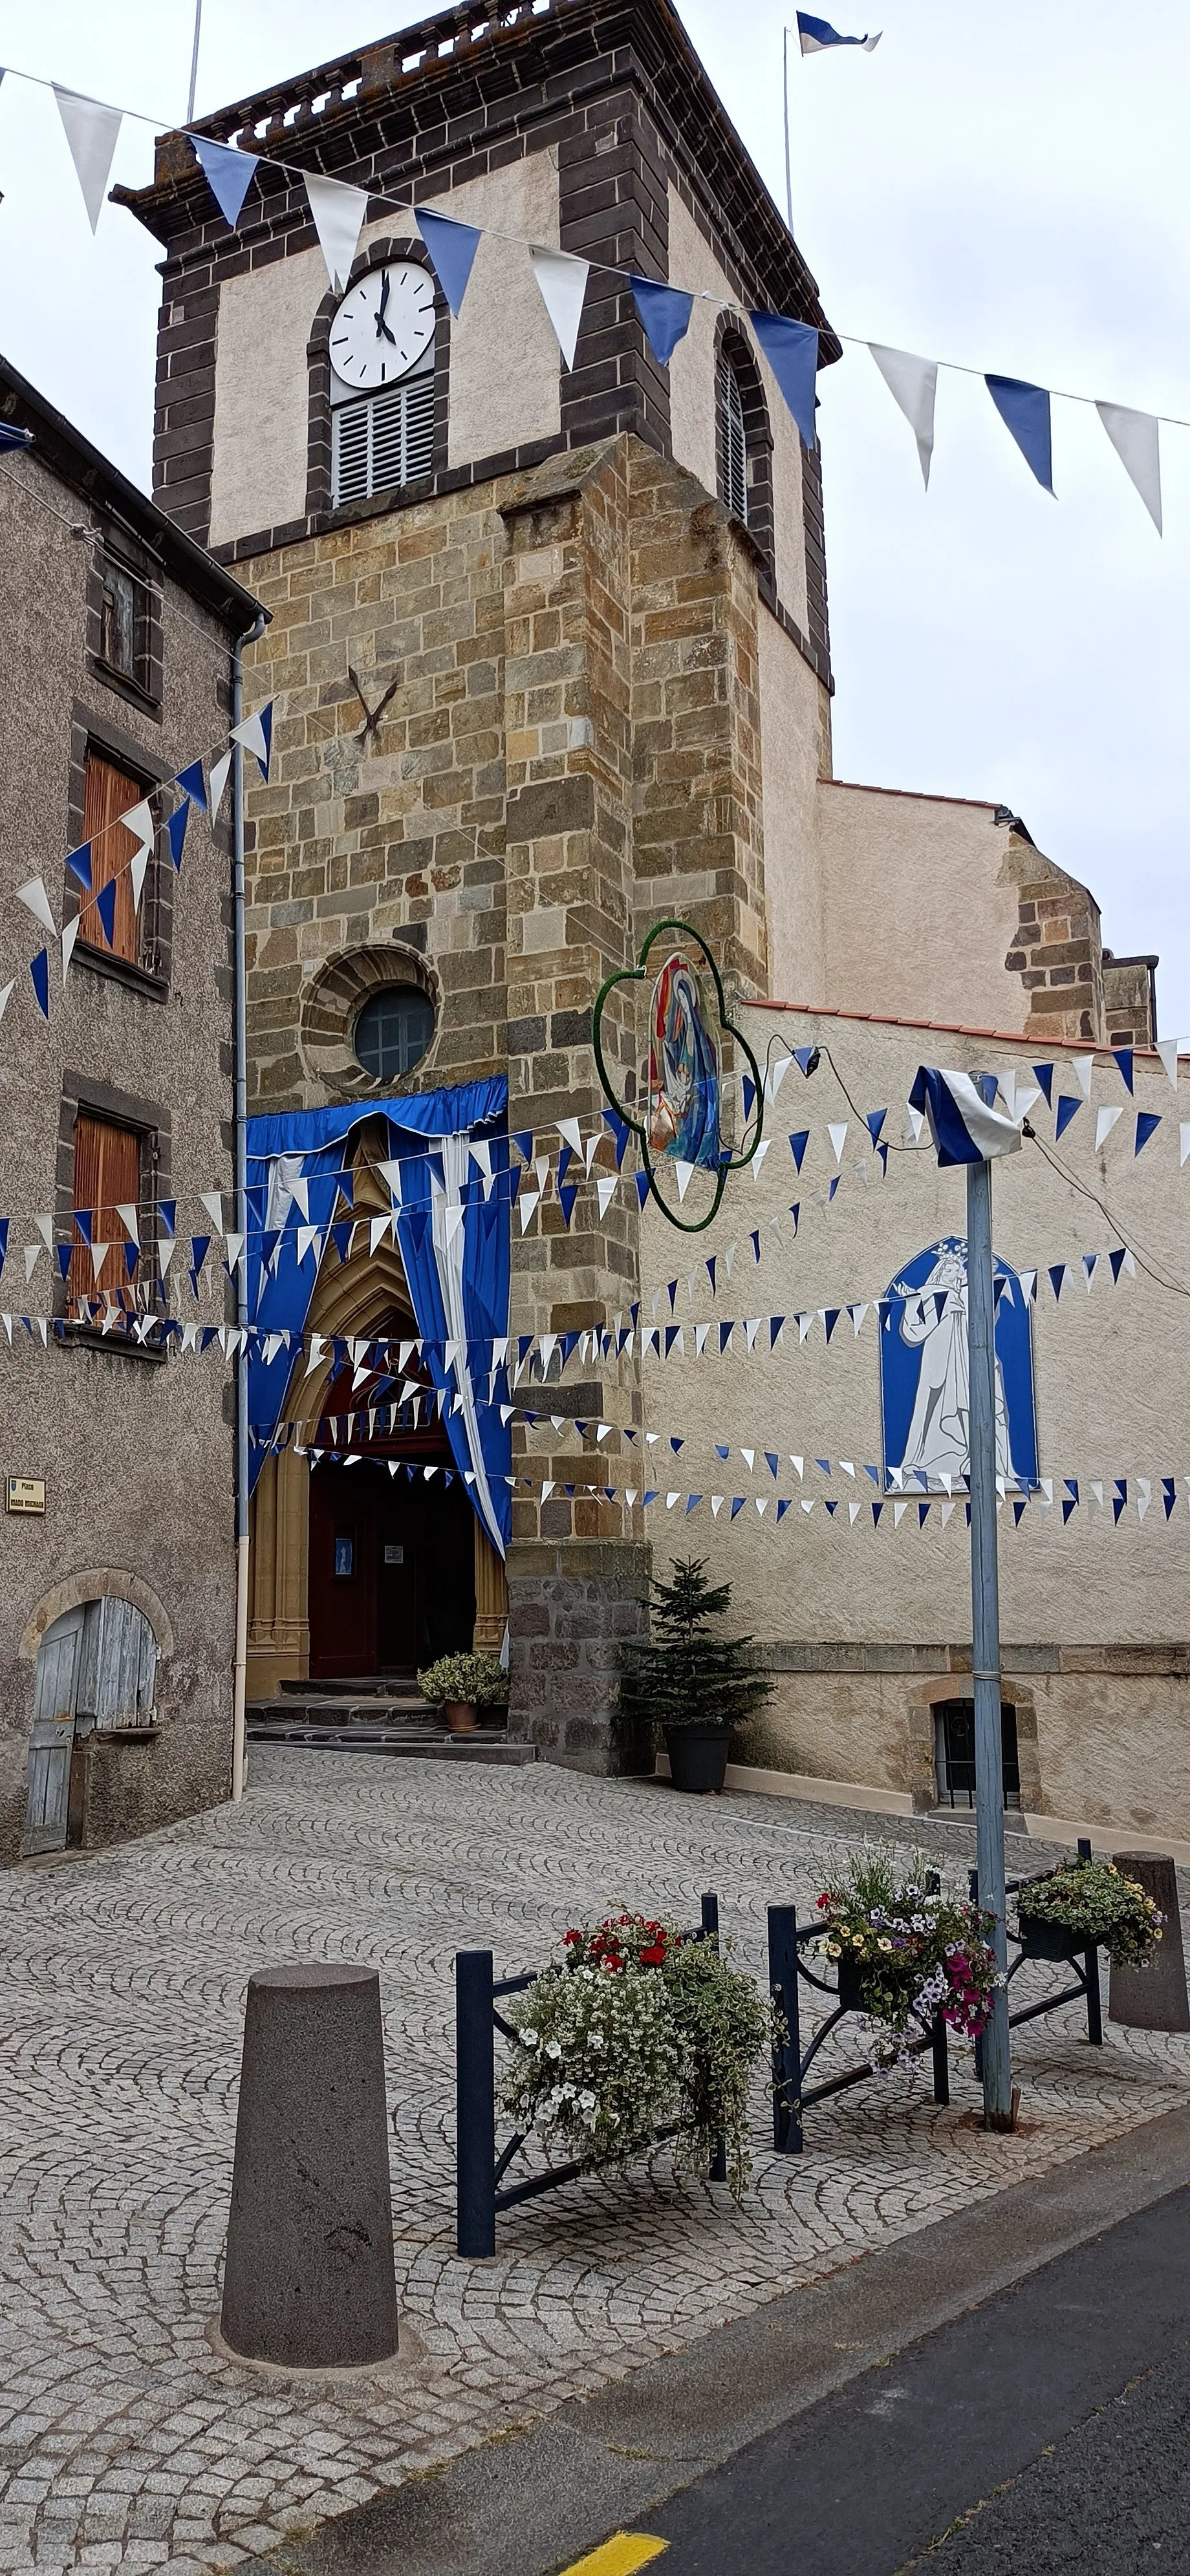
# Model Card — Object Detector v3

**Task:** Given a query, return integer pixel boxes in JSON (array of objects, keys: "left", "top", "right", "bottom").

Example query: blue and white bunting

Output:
[
  {"left": 191, "top": 135, "right": 258, "bottom": 230},
  {"left": 908, "top": 1066, "right": 1023, "bottom": 1168},
  {"left": 986, "top": 374, "right": 1054, "bottom": 493},
  {"left": 415, "top": 207, "right": 482, "bottom": 317}
]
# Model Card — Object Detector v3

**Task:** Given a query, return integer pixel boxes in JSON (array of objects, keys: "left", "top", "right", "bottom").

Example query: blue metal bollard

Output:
[
  {"left": 700, "top": 1893, "right": 728, "bottom": 2182},
  {"left": 768, "top": 1904, "right": 802, "bottom": 2154},
  {"left": 1077, "top": 1837, "right": 1103, "bottom": 2045},
  {"left": 456, "top": 1949, "right": 496, "bottom": 2258}
]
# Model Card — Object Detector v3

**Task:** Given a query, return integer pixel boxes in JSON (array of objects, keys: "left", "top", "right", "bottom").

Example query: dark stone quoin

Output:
[{"left": 221, "top": 1964, "right": 399, "bottom": 2368}]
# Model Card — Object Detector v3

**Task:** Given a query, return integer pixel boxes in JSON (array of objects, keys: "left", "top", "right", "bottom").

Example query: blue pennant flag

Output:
[
  {"left": 750, "top": 312, "right": 819, "bottom": 450},
  {"left": 191, "top": 135, "right": 258, "bottom": 229},
  {"left": 66, "top": 843, "right": 92, "bottom": 891},
  {"left": 175, "top": 758, "right": 208, "bottom": 813},
  {"left": 415, "top": 206, "right": 482, "bottom": 316},
  {"left": 629, "top": 275, "right": 694, "bottom": 366},
  {"left": 166, "top": 802, "right": 189, "bottom": 871},
  {"left": 0, "top": 423, "right": 33, "bottom": 451},
  {"left": 1112, "top": 1046, "right": 1134, "bottom": 1094},
  {"left": 1135, "top": 1111, "right": 1161, "bottom": 1155},
  {"left": 1055, "top": 1093, "right": 1081, "bottom": 1139},
  {"left": 55, "top": 1243, "right": 72, "bottom": 1282},
  {"left": 95, "top": 878, "right": 118, "bottom": 946},
  {"left": 157, "top": 1200, "right": 176, "bottom": 1237},
  {"left": 986, "top": 375, "right": 1054, "bottom": 493},
  {"left": 74, "top": 1208, "right": 92, "bottom": 1248},
  {"left": 797, "top": 12, "right": 882, "bottom": 50},
  {"left": 788, "top": 1129, "right": 810, "bottom": 1170},
  {"left": 865, "top": 1108, "right": 887, "bottom": 1146},
  {"left": 1032, "top": 1062, "right": 1055, "bottom": 1106},
  {"left": 0, "top": 1218, "right": 6, "bottom": 1279},
  {"left": 29, "top": 949, "right": 49, "bottom": 1018}
]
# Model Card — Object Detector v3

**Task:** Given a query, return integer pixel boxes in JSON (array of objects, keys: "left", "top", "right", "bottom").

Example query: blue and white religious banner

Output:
[
  {"left": 795, "top": 12, "right": 882, "bottom": 52},
  {"left": 880, "top": 1240, "right": 1037, "bottom": 1495},
  {"left": 908, "top": 1065, "right": 1022, "bottom": 1167},
  {"left": 245, "top": 1079, "right": 510, "bottom": 1552}
]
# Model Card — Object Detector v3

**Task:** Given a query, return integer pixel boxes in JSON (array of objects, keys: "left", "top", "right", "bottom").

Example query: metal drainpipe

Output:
[{"left": 231, "top": 610, "right": 268, "bottom": 1802}]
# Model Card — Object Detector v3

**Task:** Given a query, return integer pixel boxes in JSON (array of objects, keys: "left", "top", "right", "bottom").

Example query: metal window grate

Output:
[
  {"left": 332, "top": 374, "right": 435, "bottom": 506},
  {"left": 933, "top": 1699, "right": 1021, "bottom": 1810},
  {"left": 719, "top": 359, "right": 748, "bottom": 524}
]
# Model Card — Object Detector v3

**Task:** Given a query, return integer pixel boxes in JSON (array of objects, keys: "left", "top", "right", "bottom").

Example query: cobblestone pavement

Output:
[{"left": 1, "top": 1750, "right": 1187, "bottom": 2573}]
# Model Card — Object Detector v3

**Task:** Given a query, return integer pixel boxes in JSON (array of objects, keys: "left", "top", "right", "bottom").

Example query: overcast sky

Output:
[{"left": 1, "top": 0, "right": 1187, "bottom": 1031}]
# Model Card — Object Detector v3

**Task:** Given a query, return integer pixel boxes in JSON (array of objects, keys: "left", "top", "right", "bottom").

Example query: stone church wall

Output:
[{"left": 637, "top": 1003, "right": 1190, "bottom": 1843}]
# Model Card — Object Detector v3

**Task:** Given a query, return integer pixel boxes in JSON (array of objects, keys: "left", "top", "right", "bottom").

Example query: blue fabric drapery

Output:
[{"left": 245, "top": 1080, "right": 510, "bottom": 1551}]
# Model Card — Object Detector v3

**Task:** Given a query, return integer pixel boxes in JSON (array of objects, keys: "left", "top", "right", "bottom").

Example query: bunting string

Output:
[{"left": 1, "top": 57, "right": 1187, "bottom": 527}]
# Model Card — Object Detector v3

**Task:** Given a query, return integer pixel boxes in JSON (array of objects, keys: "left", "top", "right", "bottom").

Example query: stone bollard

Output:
[
  {"left": 221, "top": 1964, "right": 400, "bottom": 2369},
  {"left": 1109, "top": 1853, "right": 1190, "bottom": 2034}
]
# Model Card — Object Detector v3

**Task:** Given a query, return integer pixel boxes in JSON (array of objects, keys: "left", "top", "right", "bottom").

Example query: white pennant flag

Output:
[
  {"left": 1155, "top": 1037, "right": 1181, "bottom": 1087},
  {"left": 529, "top": 246, "right": 589, "bottom": 368},
  {"left": 61, "top": 917, "right": 81, "bottom": 980},
  {"left": 16, "top": 877, "right": 56, "bottom": 936},
  {"left": 130, "top": 846, "right": 151, "bottom": 908},
  {"left": 1180, "top": 1124, "right": 1190, "bottom": 1169},
  {"left": 673, "top": 1159, "right": 695, "bottom": 1202},
  {"left": 596, "top": 1175, "right": 618, "bottom": 1219},
  {"left": 305, "top": 171, "right": 370, "bottom": 294},
  {"left": 1095, "top": 1105, "right": 1123, "bottom": 1149},
  {"left": 0, "top": 980, "right": 13, "bottom": 1022},
  {"left": 827, "top": 1121, "right": 849, "bottom": 1163},
  {"left": 1096, "top": 402, "right": 1162, "bottom": 535},
  {"left": 122, "top": 799, "right": 154, "bottom": 855},
  {"left": 115, "top": 1203, "right": 139, "bottom": 1243},
  {"left": 867, "top": 345, "right": 937, "bottom": 488},
  {"left": 1072, "top": 1055, "right": 1094, "bottom": 1100},
  {"left": 209, "top": 751, "right": 233, "bottom": 817},
  {"left": 53, "top": 85, "right": 123, "bottom": 232},
  {"left": 369, "top": 1214, "right": 391, "bottom": 1256}
]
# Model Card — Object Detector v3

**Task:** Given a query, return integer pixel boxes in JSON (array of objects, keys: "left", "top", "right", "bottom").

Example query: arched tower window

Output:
[
  {"left": 713, "top": 322, "right": 774, "bottom": 570},
  {"left": 718, "top": 355, "right": 749, "bottom": 524}
]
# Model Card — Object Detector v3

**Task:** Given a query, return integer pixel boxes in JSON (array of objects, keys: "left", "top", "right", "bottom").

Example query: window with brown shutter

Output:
[
  {"left": 68, "top": 1115, "right": 143, "bottom": 1317},
  {"left": 76, "top": 751, "right": 145, "bottom": 966}
]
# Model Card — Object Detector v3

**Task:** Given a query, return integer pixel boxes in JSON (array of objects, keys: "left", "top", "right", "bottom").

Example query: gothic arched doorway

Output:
[{"left": 246, "top": 1131, "right": 507, "bottom": 1698}]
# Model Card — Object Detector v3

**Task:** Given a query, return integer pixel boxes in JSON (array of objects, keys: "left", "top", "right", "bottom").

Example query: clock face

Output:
[{"left": 329, "top": 264, "right": 436, "bottom": 393}]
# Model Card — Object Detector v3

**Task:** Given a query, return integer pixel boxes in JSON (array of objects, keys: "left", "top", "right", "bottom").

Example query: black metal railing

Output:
[
  {"left": 455, "top": 1893, "right": 724, "bottom": 2257},
  {"left": 970, "top": 1836, "right": 1103, "bottom": 2077},
  {"left": 767, "top": 1871, "right": 951, "bottom": 2157}
]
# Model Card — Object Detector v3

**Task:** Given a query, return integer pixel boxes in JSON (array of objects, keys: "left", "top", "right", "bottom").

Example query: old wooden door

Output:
[{"left": 24, "top": 1607, "right": 85, "bottom": 1853}]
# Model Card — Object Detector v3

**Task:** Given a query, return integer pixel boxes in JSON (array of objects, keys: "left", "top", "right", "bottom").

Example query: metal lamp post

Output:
[{"left": 966, "top": 1152, "right": 1013, "bottom": 2127}]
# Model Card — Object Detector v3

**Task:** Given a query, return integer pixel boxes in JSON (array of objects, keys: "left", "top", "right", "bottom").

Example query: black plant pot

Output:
[
  {"left": 664, "top": 1724, "right": 730, "bottom": 1794},
  {"left": 1017, "top": 1915, "right": 1088, "bottom": 1962},
  {"left": 835, "top": 1953, "right": 867, "bottom": 2014}
]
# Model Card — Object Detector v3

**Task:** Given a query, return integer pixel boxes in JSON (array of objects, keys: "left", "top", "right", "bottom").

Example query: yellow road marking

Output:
[{"left": 554, "top": 2536, "right": 669, "bottom": 2576}]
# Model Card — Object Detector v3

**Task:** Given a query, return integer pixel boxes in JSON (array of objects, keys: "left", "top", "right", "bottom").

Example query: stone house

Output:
[
  {"left": 0, "top": 355, "right": 261, "bottom": 1860},
  {"left": 120, "top": 0, "right": 1182, "bottom": 1843}
]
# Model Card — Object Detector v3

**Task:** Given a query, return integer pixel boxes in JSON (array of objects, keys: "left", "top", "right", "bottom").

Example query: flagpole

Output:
[
  {"left": 783, "top": 25, "right": 794, "bottom": 230},
  {"left": 186, "top": 0, "right": 203, "bottom": 123},
  {"left": 966, "top": 1154, "right": 1013, "bottom": 2128}
]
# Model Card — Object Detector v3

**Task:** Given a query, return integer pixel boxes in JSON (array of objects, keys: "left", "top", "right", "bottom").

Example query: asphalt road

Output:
[
  {"left": 640, "top": 2183, "right": 1190, "bottom": 2574},
  {"left": 258, "top": 2109, "right": 1190, "bottom": 2576}
]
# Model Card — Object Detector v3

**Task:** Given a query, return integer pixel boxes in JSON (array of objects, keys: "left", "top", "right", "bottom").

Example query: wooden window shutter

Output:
[
  {"left": 69, "top": 1115, "right": 141, "bottom": 1312},
  {"left": 78, "top": 753, "right": 143, "bottom": 965}
]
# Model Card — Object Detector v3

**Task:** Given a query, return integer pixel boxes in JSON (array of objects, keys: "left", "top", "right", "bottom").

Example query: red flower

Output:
[
  {"left": 639, "top": 1945, "right": 667, "bottom": 1967},
  {"left": 601, "top": 1955, "right": 623, "bottom": 1972},
  {"left": 816, "top": 1894, "right": 830, "bottom": 1911},
  {"left": 563, "top": 1929, "right": 581, "bottom": 1946}
]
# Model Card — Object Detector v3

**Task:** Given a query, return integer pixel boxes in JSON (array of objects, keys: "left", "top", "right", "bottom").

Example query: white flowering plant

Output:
[
  {"left": 1015, "top": 1859, "right": 1162, "bottom": 1966},
  {"left": 499, "top": 1911, "right": 772, "bottom": 2200}
]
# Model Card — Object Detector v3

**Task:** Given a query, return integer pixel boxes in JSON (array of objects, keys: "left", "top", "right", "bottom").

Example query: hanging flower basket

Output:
[
  {"left": 1014, "top": 1859, "right": 1163, "bottom": 1968},
  {"left": 814, "top": 1846, "right": 999, "bottom": 2063},
  {"left": 500, "top": 1911, "right": 775, "bottom": 2202}
]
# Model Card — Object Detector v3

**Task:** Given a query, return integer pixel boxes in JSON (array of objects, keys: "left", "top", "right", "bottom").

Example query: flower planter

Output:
[
  {"left": 834, "top": 1953, "right": 867, "bottom": 2014},
  {"left": 445, "top": 1701, "right": 478, "bottom": 1734},
  {"left": 664, "top": 1724, "right": 730, "bottom": 1794},
  {"left": 1017, "top": 1915, "right": 1088, "bottom": 1962}
]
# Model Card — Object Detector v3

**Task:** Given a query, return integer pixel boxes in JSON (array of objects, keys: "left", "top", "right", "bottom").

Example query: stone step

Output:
[
  {"left": 245, "top": 1719, "right": 534, "bottom": 1765},
  {"left": 250, "top": 1695, "right": 427, "bottom": 1725}
]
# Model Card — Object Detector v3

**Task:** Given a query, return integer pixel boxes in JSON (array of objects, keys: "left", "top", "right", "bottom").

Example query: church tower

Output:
[{"left": 124, "top": 0, "right": 838, "bottom": 1763}]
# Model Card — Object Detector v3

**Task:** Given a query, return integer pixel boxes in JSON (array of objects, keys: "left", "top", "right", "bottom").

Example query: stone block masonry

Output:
[{"left": 240, "top": 433, "right": 774, "bottom": 1766}]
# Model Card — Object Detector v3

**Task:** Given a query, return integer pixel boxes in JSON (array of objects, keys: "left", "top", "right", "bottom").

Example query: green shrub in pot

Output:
[{"left": 618, "top": 1558, "right": 772, "bottom": 1792}]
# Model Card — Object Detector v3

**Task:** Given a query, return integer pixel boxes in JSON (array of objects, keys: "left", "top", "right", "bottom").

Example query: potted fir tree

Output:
[{"left": 620, "top": 1558, "right": 772, "bottom": 1794}]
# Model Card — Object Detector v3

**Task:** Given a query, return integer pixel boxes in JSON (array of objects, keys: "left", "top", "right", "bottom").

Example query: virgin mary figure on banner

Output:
[
  {"left": 880, "top": 1239, "right": 1037, "bottom": 1492},
  {"left": 646, "top": 950, "right": 720, "bottom": 1171}
]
